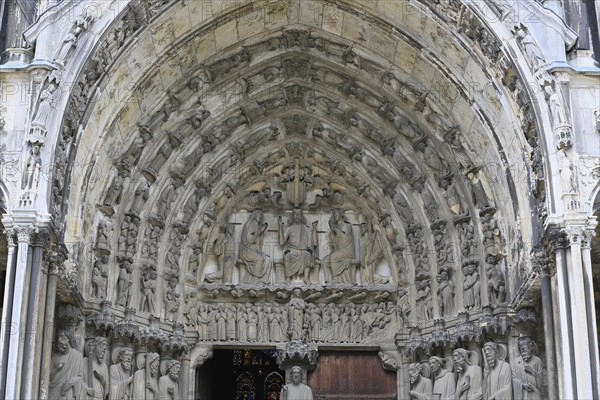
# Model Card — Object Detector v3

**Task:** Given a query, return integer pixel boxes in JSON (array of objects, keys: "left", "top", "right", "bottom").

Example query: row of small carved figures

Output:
[
  {"left": 407, "top": 338, "right": 543, "bottom": 400},
  {"left": 186, "top": 302, "right": 395, "bottom": 343}
]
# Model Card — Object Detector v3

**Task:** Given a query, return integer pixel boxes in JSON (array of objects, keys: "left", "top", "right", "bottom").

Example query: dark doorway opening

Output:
[{"left": 195, "top": 348, "right": 284, "bottom": 400}]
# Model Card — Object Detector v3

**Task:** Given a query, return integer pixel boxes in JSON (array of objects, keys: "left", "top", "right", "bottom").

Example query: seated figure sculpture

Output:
[
  {"left": 238, "top": 210, "right": 272, "bottom": 284},
  {"left": 278, "top": 209, "right": 318, "bottom": 283}
]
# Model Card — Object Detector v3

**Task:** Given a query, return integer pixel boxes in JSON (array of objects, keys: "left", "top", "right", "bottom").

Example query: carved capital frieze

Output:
[
  {"left": 14, "top": 225, "right": 35, "bottom": 244},
  {"left": 3, "top": 228, "right": 16, "bottom": 247},
  {"left": 581, "top": 228, "right": 596, "bottom": 249},
  {"left": 164, "top": 322, "right": 189, "bottom": 354},
  {"left": 113, "top": 307, "right": 140, "bottom": 341},
  {"left": 564, "top": 226, "right": 585, "bottom": 246},
  {"left": 87, "top": 300, "right": 115, "bottom": 334},
  {"left": 56, "top": 303, "right": 83, "bottom": 332},
  {"left": 33, "top": 226, "right": 51, "bottom": 247},
  {"left": 429, "top": 319, "right": 452, "bottom": 348},
  {"left": 454, "top": 312, "right": 478, "bottom": 342},
  {"left": 548, "top": 229, "right": 569, "bottom": 250},
  {"left": 531, "top": 246, "right": 556, "bottom": 277}
]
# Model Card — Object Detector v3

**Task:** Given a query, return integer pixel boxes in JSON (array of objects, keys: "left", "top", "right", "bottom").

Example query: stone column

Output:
[
  {"left": 398, "top": 350, "right": 410, "bottom": 400},
  {"left": 550, "top": 230, "right": 575, "bottom": 399},
  {"left": 21, "top": 227, "right": 49, "bottom": 399},
  {"left": 538, "top": 258, "right": 558, "bottom": 400},
  {"left": 181, "top": 352, "right": 191, "bottom": 400},
  {"left": 565, "top": 226, "right": 594, "bottom": 399},
  {"left": 582, "top": 228, "right": 600, "bottom": 398},
  {"left": 4, "top": 225, "right": 33, "bottom": 400},
  {"left": 37, "top": 244, "right": 62, "bottom": 399},
  {"left": 0, "top": 228, "right": 16, "bottom": 395}
]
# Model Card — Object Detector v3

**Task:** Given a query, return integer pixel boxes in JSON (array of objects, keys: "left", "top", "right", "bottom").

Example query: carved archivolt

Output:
[{"left": 38, "top": 4, "right": 554, "bottom": 395}]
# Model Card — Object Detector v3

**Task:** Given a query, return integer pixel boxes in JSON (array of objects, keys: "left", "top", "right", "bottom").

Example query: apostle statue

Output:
[
  {"left": 133, "top": 352, "right": 160, "bottom": 400},
  {"left": 483, "top": 341, "right": 513, "bottom": 400},
  {"left": 453, "top": 348, "right": 483, "bottom": 400},
  {"left": 87, "top": 337, "right": 109, "bottom": 400},
  {"left": 429, "top": 356, "right": 456, "bottom": 400},
  {"left": 158, "top": 360, "right": 181, "bottom": 400},
  {"left": 238, "top": 210, "right": 272, "bottom": 284},
  {"left": 280, "top": 366, "right": 313, "bottom": 400},
  {"left": 324, "top": 208, "right": 355, "bottom": 284},
  {"left": 278, "top": 209, "right": 318, "bottom": 283},
  {"left": 511, "top": 337, "right": 543, "bottom": 400},
  {"left": 110, "top": 347, "right": 134, "bottom": 400},
  {"left": 49, "top": 330, "right": 93, "bottom": 400},
  {"left": 408, "top": 362, "right": 432, "bottom": 400}
]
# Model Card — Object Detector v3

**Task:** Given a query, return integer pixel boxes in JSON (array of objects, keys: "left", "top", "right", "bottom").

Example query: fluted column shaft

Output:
[
  {"left": 565, "top": 227, "right": 594, "bottom": 398},
  {"left": 0, "top": 229, "right": 16, "bottom": 396},
  {"left": 21, "top": 228, "right": 49, "bottom": 399},
  {"left": 38, "top": 246, "right": 61, "bottom": 399},
  {"left": 581, "top": 229, "right": 599, "bottom": 399},
  {"left": 4, "top": 226, "right": 33, "bottom": 400},
  {"left": 551, "top": 231, "right": 575, "bottom": 400}
]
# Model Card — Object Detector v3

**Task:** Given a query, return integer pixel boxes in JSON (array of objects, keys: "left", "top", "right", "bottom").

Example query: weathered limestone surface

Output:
[{"left": 0, "top": 0, "right": 598, "bottom": 399}]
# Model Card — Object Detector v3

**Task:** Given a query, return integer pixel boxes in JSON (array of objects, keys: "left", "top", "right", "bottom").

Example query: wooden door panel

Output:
[{"left": 308, "top": 351, "right": 396, "bottom": 399}]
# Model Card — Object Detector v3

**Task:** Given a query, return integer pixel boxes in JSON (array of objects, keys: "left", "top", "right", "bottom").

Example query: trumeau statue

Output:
[
  {"left": 238, "top": 210, "right": 272, "bottom": 284},
  {"left": 281, "top": 366, "right": 313, "bottom": 400},
  {"left": 278, "top": 209, "right": 318, "bottom": 283},
  {"left": 49, "top": 331, "right": 92, "bottom": 400},
  {"left": 483, "top": 341, "right": 513, "bottom": 400},
  {"left": 511, "top": 337, "right": 543, "bottom": 400}
]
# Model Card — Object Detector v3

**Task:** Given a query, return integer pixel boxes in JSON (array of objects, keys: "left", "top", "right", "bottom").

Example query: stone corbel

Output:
[
  {"left": 378, "top": 346, "right": 401, "bottom": 372},
  {"left": 276, "top": 340, "right": 319, "bottom": 372},
  {"left": 191, "top": 345, "right": 214, "bottom": 369}
]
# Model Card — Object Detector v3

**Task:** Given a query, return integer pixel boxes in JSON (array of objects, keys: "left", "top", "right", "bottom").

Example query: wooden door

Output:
[{"left": 308, "top": 351, "right": 397, "bottom": 399}]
